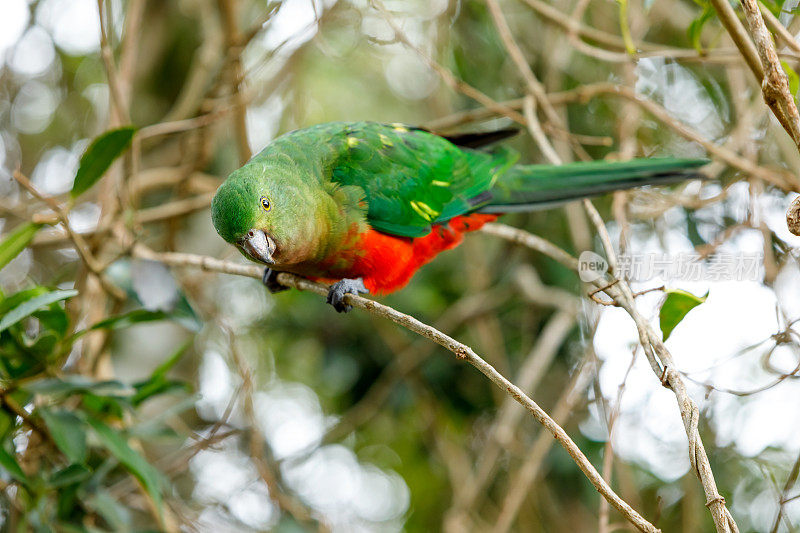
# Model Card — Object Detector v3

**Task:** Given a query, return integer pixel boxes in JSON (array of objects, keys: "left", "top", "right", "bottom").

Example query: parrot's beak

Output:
[{"left": 239, "top": 229, "right": 276, "bottom": 265}]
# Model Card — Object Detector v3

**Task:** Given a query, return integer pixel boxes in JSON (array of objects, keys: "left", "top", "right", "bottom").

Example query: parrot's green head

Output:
[{"left": 211, "top": 159, "right": 332, "bottom": 267}]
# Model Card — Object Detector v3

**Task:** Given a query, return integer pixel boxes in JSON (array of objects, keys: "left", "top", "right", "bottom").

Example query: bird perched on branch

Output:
[{"left": 211, "top": 121, "right": 705, "bottom": 312}]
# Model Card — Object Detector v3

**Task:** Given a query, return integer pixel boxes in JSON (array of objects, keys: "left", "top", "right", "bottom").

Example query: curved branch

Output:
[
  {"left": 130, "top": 244, "right": 660, "bottom": 533},
  {"left": 482, "top": 222, "right": 739, "bottom": 533}
]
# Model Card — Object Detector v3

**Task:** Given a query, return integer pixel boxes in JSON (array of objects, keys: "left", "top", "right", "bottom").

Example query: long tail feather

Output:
[{"left": 478, "top": 157, "right": 707, "bottom": 213}]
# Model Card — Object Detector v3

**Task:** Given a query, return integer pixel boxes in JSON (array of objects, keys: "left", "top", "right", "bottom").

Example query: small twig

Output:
[
  {"left": 216, "top": 0, "right": 251, "bottom": 164},
  {"left": 97, "top": 0, "right": 131, "bottom": 125},
  {"left": 0, "top": 390, "right": 51, "bottom": 442},
  {"left": 589, "top": 280, "right": 621, "bottom": 306},
  {"left": 522, "top": 95, "right": 562, "bottom": 165},
  {"left": 224, "top": 326, "right": 326, "bottom": 530},
  {"left": 599, "top": 349, "right": 637, "bottom": 533},
  {"left": 323, "top": 289, "right": 508, "bottom": 443},
  {"left": 12, "top": 171, "right": 125, "bottom": 300},
  {"left": 138, "top": 109, "right": 232, "bottom": 140},
  {"left": 633, "top": 285, "right": 666, "bottom": 298},
  {"left": 708, "top": 0, "right": 765, "bottom": 81},
  {"left": 449, "top": 310, "right": 577, "bottom": 519},
  {"left": 491, "top": 357, "right": 595, "bottom": 533},
  {"left": 771, "top": 450, "right": 800, "bottom": 533}
]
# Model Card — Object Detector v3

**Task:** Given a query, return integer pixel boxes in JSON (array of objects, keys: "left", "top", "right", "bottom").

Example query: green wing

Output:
[{"left": 327, "top": 122, "right": 508, "bottom": 238}]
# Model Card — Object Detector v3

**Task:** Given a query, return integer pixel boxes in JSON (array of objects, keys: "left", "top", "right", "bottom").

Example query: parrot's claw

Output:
[
  {"left": 262, "top": 268, "right": 289, "bottom": 293},
  {"left": 326, "top": 278, "right": 369, "bottom": 313}
]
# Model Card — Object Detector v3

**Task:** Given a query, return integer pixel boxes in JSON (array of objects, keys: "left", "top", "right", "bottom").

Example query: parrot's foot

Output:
[
  {"left": 262, "top": 268, "right": 289, "bottom": 293},
  {"left": 326, "top": 278, "right": 369, "bottom": 313}
]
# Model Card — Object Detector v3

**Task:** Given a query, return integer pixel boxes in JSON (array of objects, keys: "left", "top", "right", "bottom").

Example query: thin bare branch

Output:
[
  {"left": 483, "top": 222, "right": 739, "bottom": 533},
  {"left": 130, "top": 245, "right": 661, "bottom": 533}
]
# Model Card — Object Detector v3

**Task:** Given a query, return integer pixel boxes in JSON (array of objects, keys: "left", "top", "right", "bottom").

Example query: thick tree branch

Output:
[
  {"left": 788, "top": 195, "right": 800, "bottom": 235},
  {"left": 711, "top": 0, "right": 800, "bottom": 152},
  {"left": 739, "top": 0, "right": 800, "bottom": 148},
  {"left": 708, "top": 0, "right": 765, "bottom": 80}
]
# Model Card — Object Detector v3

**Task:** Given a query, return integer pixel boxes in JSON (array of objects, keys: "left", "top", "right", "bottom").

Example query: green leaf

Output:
[
  {"left": 40, "top": 409, "right": 88, "bottom": 464},
  {"left": 0, "top": 289, "right": 78, "bottom": 334},
  {"left": 105, "top": 260, "right": 203, "bottom": 332},
  {"left": 131, "top": 379, "right": 191, "bottom": 407},
  {"left": 151, "top": 339, "right": 191, "bottom": 382},
  {"left": 69, "top": 309, "right": 170, "bottom": 342},
  {"left": 659, "top": 289, "right": 708, "bottom": 341},
  {"left": 88, "top": 309, "right": 169, "bottom": 333},
  {"left": 49, "top": 464, "right": 92, "bottom": 487},
  {"left": 687, "top": 4, "right": 714, "bottom": 53},
  {"left": 71, "top": 127, "right": 136, "bottom": 198},
  {"left": 34, "top": 307, "right": 70, "bottom": 339},
  {"left": 782, "top": 60, "right": 799, "bottom": 103},
  {"left": 130, "top": 395, "right": 197, "bottom": 439},
  {"left": 131, "top": 340, "right": 192, "bottom": 406},
  {"left": 87, "top": 417, "right": 162, "bottom": 514},
  {"left": 84, "top": 490, "right": 132, "bottom": 531},
  {"left": 0, "top": 409, "right": 14, "bottom": 441},
  {"left": 0, "top": 287, "right": 47, "bottom": 315},
  {"left": 0, "top": 445, "right": 29, "bottom": 485},
  {"left": 81, "top": 393, "right": 127, "bottom": 420},
  {"left": 25, "top": 376, "right": 135, "bottom": 398},
  {"left": 765, "top": 0, "right": 788, "bottom": 15},
  {"left": 0, "top": 223, "right": 43, "bottom": 271}
]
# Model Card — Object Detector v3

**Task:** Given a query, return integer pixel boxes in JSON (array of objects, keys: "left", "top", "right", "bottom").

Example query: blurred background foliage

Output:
[{"left": 1, "top": 0, "right": 800, "bottom": 531}]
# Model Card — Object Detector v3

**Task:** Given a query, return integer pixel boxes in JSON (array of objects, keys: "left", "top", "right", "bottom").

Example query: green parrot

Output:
[{"left": 211, "top": 121, "right": 705, "bottom": 311}]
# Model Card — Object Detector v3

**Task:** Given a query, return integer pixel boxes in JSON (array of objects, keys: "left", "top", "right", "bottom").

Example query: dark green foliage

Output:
[
  {"left": 71, "top": 126, "right": 136, "bottom": 198},
  {"left": 0, "top": 223, "right": 43, "bottom": 271},
  {"left": 40, "top": 409, "right": 88, "bottom": 464},
  {"left": 87, "top": 417, "right": 165, "bottom": 514},
  {"left": 0, "top": 216, "right": 192, "bottom": 529},
  {"left": 0, "top": 292, "right": 193, "bottom": 529}
]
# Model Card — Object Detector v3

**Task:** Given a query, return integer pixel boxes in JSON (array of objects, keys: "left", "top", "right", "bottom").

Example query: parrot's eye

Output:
[{"left": 260, "top": 196, "right": 271, "bottom": 212}]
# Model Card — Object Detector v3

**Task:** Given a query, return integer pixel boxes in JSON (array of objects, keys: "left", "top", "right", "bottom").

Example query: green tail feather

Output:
[{"left": 478, "top": 157, "right": 707, "bottom": 213}]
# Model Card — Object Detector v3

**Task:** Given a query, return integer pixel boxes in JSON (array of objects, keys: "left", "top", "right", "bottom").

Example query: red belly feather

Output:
[{"left": 309, "top": 213, "right": 498, "bottom": 295}]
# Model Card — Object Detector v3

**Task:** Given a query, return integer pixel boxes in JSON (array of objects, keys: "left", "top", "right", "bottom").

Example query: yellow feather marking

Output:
[
  {"left": 379, "top": 133, "right": 393, "bottom": 147},
  {"left": 392, "top": 123, "right": 409, "bottom": 132},
  {"left": 347, "top": 136, "right": 359, "bottom": 147},
  {"left": 431, "top": 180, "right": 450, "bottom": 187},
  {"left": 410, "top": 200, "right": 439, "bottom": 221},
  {"left": 409, "top": 202, "right": 431, "bottom": 221}
]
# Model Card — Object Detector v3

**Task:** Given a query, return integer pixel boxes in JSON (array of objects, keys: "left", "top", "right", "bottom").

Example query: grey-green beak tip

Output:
[{"left": 239, "top": 229, "right": 276, "bottom": 265}]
